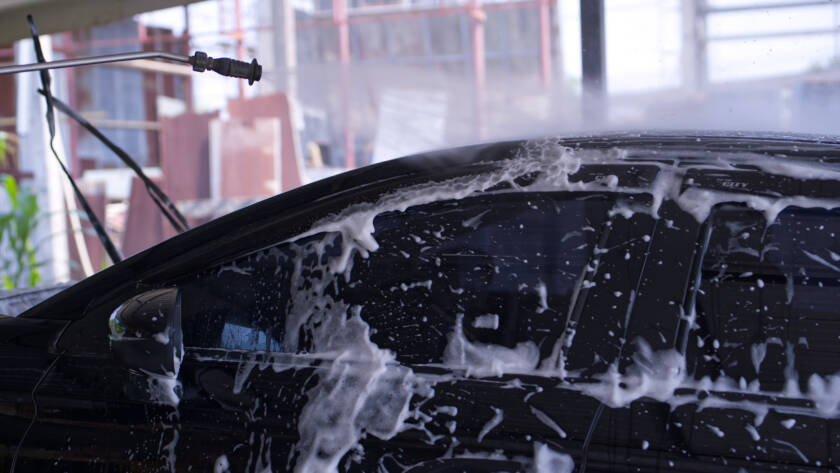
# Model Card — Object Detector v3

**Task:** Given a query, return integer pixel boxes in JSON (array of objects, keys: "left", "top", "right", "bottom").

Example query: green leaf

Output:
[
  {"left": 28, "top": 268, "right": 41, "bottom": 287},
  {"left": 3, "top": 175, "right": 18, "bottom": 208},
  {"left": 0, "top": 133, "right": 8, "bottom": 169},
  {"left": 0, "top": 175, "right": 41, "bottom": 288}
]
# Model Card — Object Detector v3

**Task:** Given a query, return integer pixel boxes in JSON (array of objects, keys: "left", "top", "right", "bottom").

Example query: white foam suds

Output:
[
  {"left": 432, "top": 405, "right": 458, "bottom": 417},
  {"left": 576, "top": 339, "right": 686, "bottom": 408},
  {"left": 395, "top": 280, "right": 433, "bottom": 292},
  {"left": 745, "top": 424, "right": 760, "bottom": 441},
  {"left": 706, "top": 424, "right": 725, "bottom": 438},
  {"left": 289, "top": 141, "right": 587, "bottom": 275},
  {"left": 529, "top": 405, "right": 567, "bottom": 438},
  {"left": 532, "top": 443, "right": 574, "bottom": 473},
  {"left": 773, "top": 439, "right": 809, "bottom": 463},
  {"left": 802, "top": 249, "right": 840, "bottom": 273},
  {"left": 291, "top": 303, "right": 429, "bottom": 473},
  {"left": 444, "top": 313, "right": 540, "bottom": 377},
  {"left": 264, "top": 230, "right": 437, "bottom": 472},
  {"left": 462, "top": 209, "right": 491, "bottom": 230},
  {"left": 477, "top": 407, "right": 504, "bottom": 442},
  {"left": 160, "top": 423, "right": 179, "bottom": 472},
  {"left": 143, "top": 321, "right": 184, "bottom": 407},
  {"left": 144, "top": 373, "right": 181, "bottom": 407},
  {"left": 153, "top": 330, "right": 170, "bottom": 344},
  {"left": 751, "top": 342, "right": 767, "bottom": 373},
  {"left": 472, "top": 314, "right": 500, "bottom": 330},
  {"left": 535, "top": 281, "right": 548, "bottom": 314},
  {"left": 214, "top": 454, "right": 230, "bottom": 473}
]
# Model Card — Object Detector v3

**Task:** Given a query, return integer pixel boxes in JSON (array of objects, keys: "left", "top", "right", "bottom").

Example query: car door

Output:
[
  {"left": 10, "top": 282, "right": 193, "bottom": 473},
  {"left": 8, "top": 171, "right": 677, "bottom": 472},
  {"left": 167, "top": 188, "right": 660, "bottom": 472},
  {"left": 0, "top": 316, "right": 69, "bottom": 472},
  {"left": 14, "top": 242, "right": 318, "bottom": 473},
  {"left": 312, "top": 189, "right": 660, "bottom": 471}
]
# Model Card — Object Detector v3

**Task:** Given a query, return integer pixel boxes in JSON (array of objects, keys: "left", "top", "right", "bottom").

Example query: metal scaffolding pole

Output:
[
  {"left": 580, "top": 0, "right": 605, "bottom": 126},
  {"left": 538, "top": 0, "right": 552, "bottom": 89},
  {"left": 469, "top": 0, "right": 487, "bottom": 139},
  {"left": 271, "top": 0, "right": 298, "bottom": 101},
  {"left": 682, "top": 0, "right": 707, "bottom": 93},
  {"left": 334, "top": 0, "right": 355, "bottom": 168}
]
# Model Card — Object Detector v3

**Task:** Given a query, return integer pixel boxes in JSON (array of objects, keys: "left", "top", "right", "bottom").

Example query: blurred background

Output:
[{"left": 0, "top": 0, "right": 840, "bottom": 287}]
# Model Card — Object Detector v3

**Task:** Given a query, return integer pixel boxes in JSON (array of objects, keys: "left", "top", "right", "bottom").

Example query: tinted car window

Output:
[
  {"left": 180, "top": 192, "right": 630, "bottom": 364},
  {"left": 341, "top": 192, "right": 617, "bottom": 364},
  {"left": 180, "top": 246, "right": 294, "bottom": 351},
  {"left": 688, "top": 205, "right": 840, "bottom": 391}
]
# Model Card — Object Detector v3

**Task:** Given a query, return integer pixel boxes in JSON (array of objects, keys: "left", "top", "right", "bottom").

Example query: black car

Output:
[{"left": 3, "top": 132, "right": 840, "bottom": 473}]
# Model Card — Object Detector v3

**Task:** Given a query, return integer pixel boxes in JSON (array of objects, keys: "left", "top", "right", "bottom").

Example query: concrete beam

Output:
[{"left": 0, "top": 0, "right": 203, "bottom": 44}]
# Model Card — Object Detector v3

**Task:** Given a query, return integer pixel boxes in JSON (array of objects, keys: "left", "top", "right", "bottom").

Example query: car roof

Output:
[{"left": 21, "top": 131, "right": 840, "bottom": 320}]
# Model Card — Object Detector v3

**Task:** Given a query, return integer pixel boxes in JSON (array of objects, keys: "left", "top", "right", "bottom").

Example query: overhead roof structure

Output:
[{"left": 0, "top": 0, "right": 200, "bottom": 45}]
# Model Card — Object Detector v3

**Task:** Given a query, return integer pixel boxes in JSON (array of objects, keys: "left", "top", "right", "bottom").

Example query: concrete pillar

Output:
[
  {"left": 469, "top": 0, "right": 486, "bottom": 139},
  {"left": 263, "top": 0, "right": 299, "bottom": 101},
  {"left": 681, "top": 0, "right": 707, "bottom": 93},
  {"left": 334, "top": 0, "right": 354, "bottom": 168},
  {"left": 538, "top": 0, "right": 553, "bottom": 89},
  {"left": 15, "top": 37, "right": 70, "bottom": 283},
  {"left": 553, "top": 0, "right": 565, "bottom": 92}
]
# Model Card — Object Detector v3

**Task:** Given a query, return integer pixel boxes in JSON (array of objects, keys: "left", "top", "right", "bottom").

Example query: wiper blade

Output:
[
  {"left": 27, "top": 15, "right": 123, "bottom": 265},
  {"left": 39, "top": 90, "right": 191, "bottom": 234}
]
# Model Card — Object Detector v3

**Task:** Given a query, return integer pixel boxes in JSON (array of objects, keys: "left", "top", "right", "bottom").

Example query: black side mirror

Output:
[{"left": 108, "top": 288, "right": 183, "bottom": 377}]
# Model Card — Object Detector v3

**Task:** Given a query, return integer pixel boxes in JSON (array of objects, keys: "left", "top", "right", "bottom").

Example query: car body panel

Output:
[{"left": 0, "top": 316, "right": 67, "bottom": 470}]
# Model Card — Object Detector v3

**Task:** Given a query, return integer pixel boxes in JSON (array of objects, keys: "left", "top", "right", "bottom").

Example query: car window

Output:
[
  {"left": 687, "top": 205, "right": 840, "bottom": 391},
  {"left": 219, "top": 322, "right": 283, "bottom": 352},
  {"left": 180, "top": 191, "right": 640, "bottom": 365},
  {"left": 341, "top": 192, "right": 624, "bottom": 364},
  {"left": 179, "top": 244, "right": 296, "bottom": 351}
]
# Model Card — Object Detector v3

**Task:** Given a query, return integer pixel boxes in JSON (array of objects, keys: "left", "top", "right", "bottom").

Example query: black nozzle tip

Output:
[
  {"left": 190, "top": 51, "right": 209, "bottom": 72},
  {"left": 249, "top": 58, "right": 262, "bottom": 85}
]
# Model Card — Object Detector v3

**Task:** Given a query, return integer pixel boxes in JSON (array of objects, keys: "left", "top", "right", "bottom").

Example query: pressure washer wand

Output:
[{"left": 0, "top": 50, "right": 262, "bottom": 85}]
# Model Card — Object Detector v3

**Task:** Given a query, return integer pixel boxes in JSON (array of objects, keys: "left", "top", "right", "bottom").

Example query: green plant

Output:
[
  {"left": 0, "top": 133, "right": 7, "bottom": 168},
  {"left": 0, "top": 131, "right": 19, "bottom": 171},
  {"left": 0, "top": 174, "right": 42, "bottom": 289}
]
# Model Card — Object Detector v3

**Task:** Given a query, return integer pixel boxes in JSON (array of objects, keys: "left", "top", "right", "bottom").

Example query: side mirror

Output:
[{"left": 109, "top": 288, "right": 183, "bottom": 377}]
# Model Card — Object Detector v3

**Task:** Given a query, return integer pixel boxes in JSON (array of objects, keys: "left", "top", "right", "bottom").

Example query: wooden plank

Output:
[
  {"left": 227, "top": 93, "right": 304, "bottom": 192},
  {"left": 159, "top": 111, "right": 217, "bottom": 203}
]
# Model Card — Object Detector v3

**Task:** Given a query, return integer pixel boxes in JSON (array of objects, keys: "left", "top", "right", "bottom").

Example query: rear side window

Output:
[{"left": 688, "top": 205, "right": 840, "bottom": 391}]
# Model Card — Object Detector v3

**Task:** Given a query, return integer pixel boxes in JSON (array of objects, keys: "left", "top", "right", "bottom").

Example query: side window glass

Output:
[
  {"left": 180, "top": 246, "right": 295, "bottom": 351},
  {"left": 180, "top": 191, "right": 637, "bottom": 367},
  {"left": 219, "top": 323, "right": 282, "bottom": 352},
  {"left": 689, "top": 205, "right": 840, "bottom": 392},
  {"left": 341, "top": 192, "right": 628, "bottom": 365}
]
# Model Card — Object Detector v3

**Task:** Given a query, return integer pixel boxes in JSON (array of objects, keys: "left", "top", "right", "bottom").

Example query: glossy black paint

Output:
[
  {"left": 0, "top": 316, "right": 68, "bottom": 471},
  {"left": 1, "top": 132, "right": 840, "bottom": 472}
]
